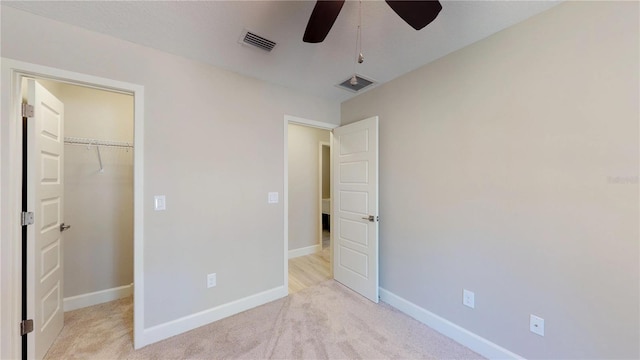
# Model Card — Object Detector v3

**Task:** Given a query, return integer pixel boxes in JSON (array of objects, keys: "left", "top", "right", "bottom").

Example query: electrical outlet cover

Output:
[
  {"left": 463, "top": 289, "right": 475, "bottom": 309},
  {"left": 530, "top": 314, "right": 545, "bottom": 336},
  {"left": 207, "top": 273, "right": 217, "bottom": 288}
]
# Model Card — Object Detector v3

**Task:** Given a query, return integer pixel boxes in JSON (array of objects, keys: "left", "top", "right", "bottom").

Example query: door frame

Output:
[
  {"left": 283, "top": 115, "right": 337, "bottom": 291},
  {"left": 1, "top": 58, "right": 145, "bottom": 358}
]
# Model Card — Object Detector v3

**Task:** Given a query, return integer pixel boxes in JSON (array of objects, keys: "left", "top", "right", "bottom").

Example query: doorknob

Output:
[
  {"left": 361, "top": 215, "right": 378, "bottom": 222},
  {"left": 60, "top": 223, "right": 71, "bottom": 232}
]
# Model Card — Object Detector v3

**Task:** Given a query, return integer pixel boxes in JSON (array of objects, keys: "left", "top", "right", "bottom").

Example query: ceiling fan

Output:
[{"left": 303, "top": 0, "right": 442, "bottom": 43}]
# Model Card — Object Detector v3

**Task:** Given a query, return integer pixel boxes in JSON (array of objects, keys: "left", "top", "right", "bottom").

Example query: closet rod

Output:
[{"left": 64, "top": 136, "right": 133, "bottom": 149}]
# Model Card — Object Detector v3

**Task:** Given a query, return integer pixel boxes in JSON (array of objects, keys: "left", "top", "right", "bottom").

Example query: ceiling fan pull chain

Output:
[
  {"left": 358, "top": 0, "right": 364, "bottom": 64},
  {"left": 350, "top": 0, "right": 365, "bottom": 86}
]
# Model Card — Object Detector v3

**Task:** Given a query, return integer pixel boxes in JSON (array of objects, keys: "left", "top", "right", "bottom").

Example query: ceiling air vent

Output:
[
  {"left": 337, "top": 75, "right": 375, "bottom": 93},
  {"left": 239, "top": 29, "right": 276, "bottom": 52}
]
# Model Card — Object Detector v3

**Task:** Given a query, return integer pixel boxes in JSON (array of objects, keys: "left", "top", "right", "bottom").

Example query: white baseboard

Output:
[
  {"left": 288, "top": 244, "right": 321, "bottom": 259},
  {"left": 64, "top": 283, "right": 133, "bottom": 312},
  {"left": 139, "top": 285, "right": 287, "bottom": 348},
  {"left": 379, "top": 288, "right": 525, "bottom": 360}
]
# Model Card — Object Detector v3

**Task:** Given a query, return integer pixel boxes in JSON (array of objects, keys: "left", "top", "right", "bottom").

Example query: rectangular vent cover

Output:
[
  {"left": 240, "top": 29, "right": 276, "bottom": 52},
  {"left": 337, "top": 75, "right": 375, "bottom": 93}
]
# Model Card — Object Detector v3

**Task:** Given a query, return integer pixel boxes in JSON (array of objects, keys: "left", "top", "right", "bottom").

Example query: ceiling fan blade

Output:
[
  {"left": 385, "top": 0, "right": 442, "bottom": 31},
  {"left": 303, "top": 0, "right": 346, "bottom": 43}
]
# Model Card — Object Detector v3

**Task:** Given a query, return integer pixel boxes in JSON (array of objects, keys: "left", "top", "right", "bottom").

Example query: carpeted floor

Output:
[{"left": 45, "top": 280, "right": 483, "bottom": 359}]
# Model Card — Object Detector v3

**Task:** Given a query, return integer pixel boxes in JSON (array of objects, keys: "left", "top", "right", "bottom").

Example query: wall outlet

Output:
[
  {"left": 463, "top": 289, "right": 475, "bottom": 308},
  {"left": 207, "top": 273, "right": 217, "bottom": 288},
  {"left": 530, "top": 314, "right": 545, "bottom": 336}
]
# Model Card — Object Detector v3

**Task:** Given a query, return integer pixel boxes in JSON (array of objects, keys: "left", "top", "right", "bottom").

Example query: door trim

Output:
[
  {"left": 283, "top": 115, "right": 337, "bottom": 292},
  {"left": 0, "top": 58, "right": 145, "bottom": 358}
]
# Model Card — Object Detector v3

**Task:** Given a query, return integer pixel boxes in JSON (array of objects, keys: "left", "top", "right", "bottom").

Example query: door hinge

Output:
[
  {"left": 20, "top": 319, "right": 34, "bottom": 336},
  {"left": 22, "top": 103, "right": 34, "bottom": 118},
  {"left": 21, "top": 211, "right": 34, "bottom": 226}
]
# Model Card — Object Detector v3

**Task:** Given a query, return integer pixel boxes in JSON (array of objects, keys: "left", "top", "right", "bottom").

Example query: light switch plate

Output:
[
  {"left": 268, "top": 192, "right": 279, "bottom": 204},
  {"left": 154, "top": 195, "right": 166, "bottom": 211}
]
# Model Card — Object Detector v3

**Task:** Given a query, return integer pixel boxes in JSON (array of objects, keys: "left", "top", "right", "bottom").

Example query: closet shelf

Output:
[
  {"left": 64, "top": 136, "right": 133, "bottom": 149},
  {"left": 64, "top": 136, "right": 133, "bottom": 173}
]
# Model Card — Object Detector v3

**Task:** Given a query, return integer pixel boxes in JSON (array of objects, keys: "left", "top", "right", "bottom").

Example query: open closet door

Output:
[
  {"left": 332, "top": 116, "right": 379, "bottom": 303},
  {"left": 26, "top": 79, "right": 65, "bottom": 360}
]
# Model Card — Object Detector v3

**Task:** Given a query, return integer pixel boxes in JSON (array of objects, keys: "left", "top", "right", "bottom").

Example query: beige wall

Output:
[
  {"left": 58, "top": 83, "right": 134, "bottom": 298},
  {"left": 288, "top": 124, "right": 330, "bottom": 251},
  {"left": 322, "top": 145, "right": 330, "bottom": 199},
  {"left": 342, "top": 1, "right": 639, "bottom": 359},
  {"left": 1, "top": 5, "right": 339, "bottom": 334}
]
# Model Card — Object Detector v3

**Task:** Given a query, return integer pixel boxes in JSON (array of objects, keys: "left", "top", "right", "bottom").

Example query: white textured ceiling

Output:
[{"left": 4, "top": 1, "right": 562, "bottom": 102}]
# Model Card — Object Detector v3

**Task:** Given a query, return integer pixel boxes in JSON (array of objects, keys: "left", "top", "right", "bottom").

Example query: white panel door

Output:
[
  {"left": 332, "top": 116, "right": 379, "bottom": 303},
  {"left": 27, "top": 79, "right": 65, "bottom": 360}
]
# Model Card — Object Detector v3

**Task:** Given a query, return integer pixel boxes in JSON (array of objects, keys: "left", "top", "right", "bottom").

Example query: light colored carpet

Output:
[{"left": 45, "top": 280, "right": 483, "bottom": 359}]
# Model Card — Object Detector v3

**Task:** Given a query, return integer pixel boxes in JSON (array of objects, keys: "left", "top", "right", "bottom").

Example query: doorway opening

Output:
[
  {"left": 284, "top": 116, "right": 337, "bottom": 294},
  {"left": 320, "top": 142, "right": 331, "bottom": 252},
  {"left": 2, "top": 59, "right": 145, "bottom": 359},
  {"left": 22, "top": 77, "right": 134, "bottom": 359}
]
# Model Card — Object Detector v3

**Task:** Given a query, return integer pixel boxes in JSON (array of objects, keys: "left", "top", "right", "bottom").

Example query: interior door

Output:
[
  {"left": 332, "top": 116, "right": 379, "bottom": 303},
  {"left": 26, "top": 79, "right": 65, "bottom": 360}
]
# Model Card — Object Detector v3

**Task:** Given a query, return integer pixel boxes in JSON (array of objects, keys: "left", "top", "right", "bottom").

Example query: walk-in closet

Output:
[{"left": 31, "top": 79, "right": 134, "bottom": 317}]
